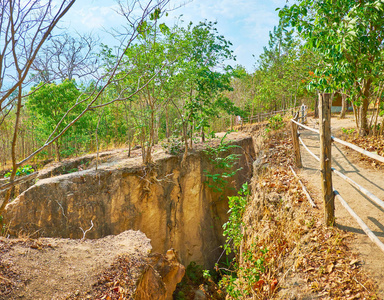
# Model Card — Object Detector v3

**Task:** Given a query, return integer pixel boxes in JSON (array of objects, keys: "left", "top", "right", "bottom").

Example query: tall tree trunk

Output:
[
  {"left": 339, "top": 93, "right": 347, "bottom": 119},
  {"left": 359, "top": 78, "right": 372, "bottom": 136},
  {"left": 165, "top": 105, "right": 170, "bottom": 141},
  {"left": 314, "top": 95, "right": 319, "bottom": 118},
  {"left": 181, "top": 123, "right": 189, "bottom": 166},
  {"left": 189, "top": 123, "right": 193, "bottom": 149},
  {"left": 55, "top": 140, "right": 61, "bottom": 162},
  {"left": 371, "top": 85, "right": 383, "bottom": 136},
  {"left": 352, "top": 102, "right": 359, "bottom": 129}
]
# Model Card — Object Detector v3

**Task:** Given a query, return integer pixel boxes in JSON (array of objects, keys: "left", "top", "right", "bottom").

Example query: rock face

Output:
[
  {"left": 135, "top": 249, "right": 185, "bottom": 300},
  {"left": 4, "top": 135, "right": 254, "bottom": 267}
]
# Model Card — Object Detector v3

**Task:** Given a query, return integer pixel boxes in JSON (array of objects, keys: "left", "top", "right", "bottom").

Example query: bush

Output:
[
  {"left": 267, "top": 114, "right": 285, "bottom": 131},
  {"left": 4, "top": 165, "right": 34, "bottom": 178}
]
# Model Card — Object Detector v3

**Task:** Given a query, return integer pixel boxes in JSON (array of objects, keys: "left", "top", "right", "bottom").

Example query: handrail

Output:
[
  {"left": 298, "top": 137, "right": 320, "bottom": 162},
  {"left": 332, "top": 136, "right": 384, "bottom": 164},
  {"left": 291, "top": 119, "right": 320, "bottom": 134},
  {"left": 289, "top": 166, "right": 316, "bottom": 208},
  {"left": 292, "top": 119, "right": 384, "bottom": 164},
  {"left": 335, "top": 191, "right": 384, "bottom": 253},
  {"left": 332, "top": 168, "right": 384, "bottom": 211},
  {"left": 244, "top": 106, "right": 302, "bottom": 123},
  {"left": 297, "top": 134, "right": 384, "bottom": 212},
  {"left": 291, "top": 99, "right": 384, "bottom": 252}
]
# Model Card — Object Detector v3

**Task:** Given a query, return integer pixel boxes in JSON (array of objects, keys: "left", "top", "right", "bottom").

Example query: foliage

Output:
[
  {"left": 203, "top": 182, "right": 269, "bottom": 298},
  {"left": 218, "top": 247, "right": 268, "bottom": 299},
  {"left": 175, "top": 261, "right": 224, "bottom": 299},
  {"left": 203, "top": 133, "right": 242, "bottom": 193},
  {"left": 267, "top": 113, "right": 285, "bottom": 131},
  {"left": 162, "top": 21, "right": 240, "bottom": 156},
  {"left": 279, "top": 0, "right": 384, "bottom": 134},
  {"left": 161, "top": 137, "right": 183, "bottom": 155},
  {"left": 341, "top": 127, "right": 356, "bottom": 136},
  {"left": 239, "top": 245, "right": 268, "bottom": 292},
  {"left": 4, "top": 165, "right": 34, "bottom": 178},
  {"left": 222, "top": 182, "right": 249, "bottom": 254},
  {"left": 26, "top": 79, "right": 86, "bottom": 160}
]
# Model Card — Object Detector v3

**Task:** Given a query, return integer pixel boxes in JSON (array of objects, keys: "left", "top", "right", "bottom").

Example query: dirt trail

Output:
[{"left": 298, "top": 115, "right": 384, "bottom": 297}]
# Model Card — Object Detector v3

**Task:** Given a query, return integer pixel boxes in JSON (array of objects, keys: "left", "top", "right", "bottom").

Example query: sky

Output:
[{"left": 60, "top": 0, "right": 288, "bottom": 72}]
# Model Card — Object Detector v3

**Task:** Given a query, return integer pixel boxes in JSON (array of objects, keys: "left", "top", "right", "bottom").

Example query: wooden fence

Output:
[
  {"left": 238, "top": 105, "right": 304, "bottom": 125},
  {"left": 291, "top": 93, "right": 384, "bottom": 253}
]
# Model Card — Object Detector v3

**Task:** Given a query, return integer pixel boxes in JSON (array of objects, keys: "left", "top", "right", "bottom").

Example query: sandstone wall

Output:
[{"left": 4, "top": 136, "right": 254, "bottom": 267}]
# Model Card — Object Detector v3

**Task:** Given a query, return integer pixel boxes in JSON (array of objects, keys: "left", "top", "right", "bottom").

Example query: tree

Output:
[
  {"left": 163, "top": 21, "right": 238, "bottom": 161},
  {"left": 0, "top": 0, "right": 76, "bottom": 215},
  {"left": 280, "top": 0, "right": 384, "bottom": 135},
  {"left": 119, "top": 20, "right": 171, "bottom": 164},
  {"left": 31, "top": 32, "right": 100, "bottom": 83},
  {"left": 26, "top": 79, "right": 82, "bottom": 161},
  {"left": 244, "top": 21, "right": 318, "bottom": 120},
  {"left": 0, "top": 0, "right": 171, "bottom": 216}
]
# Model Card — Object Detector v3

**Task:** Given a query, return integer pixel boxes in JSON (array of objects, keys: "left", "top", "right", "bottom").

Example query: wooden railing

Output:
[
  {"left": 290, "top": 93, "right": 384, "bottom": 253},
  {"left": 239, "top": 105, "right": 304, "bottom": 125}
]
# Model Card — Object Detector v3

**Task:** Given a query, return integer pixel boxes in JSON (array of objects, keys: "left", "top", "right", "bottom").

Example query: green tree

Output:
[
  {"left": 27, "top": 80, "right": 82, "bottom": 161},
  {"left": 163, "top": 21, "right": 238, "bottom": 161},
  {"left": 280, "top": 0, "right": 384, "bottom": 135}
]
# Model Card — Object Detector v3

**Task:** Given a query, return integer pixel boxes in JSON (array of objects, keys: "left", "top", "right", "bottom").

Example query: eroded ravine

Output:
[{"left": 3, "top": 132, "right": 255, "bottom": 268}]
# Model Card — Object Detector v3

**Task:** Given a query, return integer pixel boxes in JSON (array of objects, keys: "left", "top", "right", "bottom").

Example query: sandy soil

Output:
[
  {"left": 299, "top": 114, "right": 384, "bottom": 297},
  {"left": 0, "top": 230, "right": 151, "bottom": 300}
]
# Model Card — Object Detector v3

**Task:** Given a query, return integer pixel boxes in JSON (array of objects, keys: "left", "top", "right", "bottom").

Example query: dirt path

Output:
[{"left": 298, "top": 115, "right": 384, "bottom": 297}]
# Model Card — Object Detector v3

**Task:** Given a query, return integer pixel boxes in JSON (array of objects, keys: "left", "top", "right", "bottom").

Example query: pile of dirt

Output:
[{"left": 0, "top": 230, "right": 184, "bottom": 300}]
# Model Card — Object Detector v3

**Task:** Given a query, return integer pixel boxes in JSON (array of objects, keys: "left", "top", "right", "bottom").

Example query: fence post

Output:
[
  {"left": 301, "top": 104, "right": 306, "bottom": 123},
  {"left": 291, "top": 115, "right": 302, "bottom": 168},
  {"left": 319, "top": 93, "right": 335, "bottom": 226}
]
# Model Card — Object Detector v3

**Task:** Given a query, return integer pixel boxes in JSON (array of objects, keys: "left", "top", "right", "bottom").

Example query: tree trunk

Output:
[
  {"left": 359, "top": 78, "right": 372, "bottom": 136},
  {"left": 55, "top": 140, "right": 61, "bottom": 162},
  {"left": 352, "top": 102, "right": 359, "bottom": 129},
  {"left": 314, "top": 95, "right": 319, "bottom": 118},
  {"left": 189, "top": 123, "right": 193, "bottom": 149},
  {"left": 201, "top": 127, "right": 205, "bottom": 143},
  {"left": 339, "top": 93, "right": 347, "bottom": 119},
  {"left": 181, "top": 123, "right": 189, "bottom": 166},
  {"left": 319, "top": 93, "right": 335, "bottom": 226}
]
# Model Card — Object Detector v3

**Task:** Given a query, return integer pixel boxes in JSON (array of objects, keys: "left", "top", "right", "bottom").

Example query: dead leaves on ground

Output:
[
  {"left": 239, "top": 128, "right": 378, "bottom": 299},
  {"left": 350, "top": 136, "right": 384, "bottom": 169},
  {"left": 67, "top": 255, "right": 146, "bottom": 300}
]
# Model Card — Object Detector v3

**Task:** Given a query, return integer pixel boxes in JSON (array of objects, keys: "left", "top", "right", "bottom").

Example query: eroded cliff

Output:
[{"left": 4, "top": 133, "right": 255, "bottom": 267}]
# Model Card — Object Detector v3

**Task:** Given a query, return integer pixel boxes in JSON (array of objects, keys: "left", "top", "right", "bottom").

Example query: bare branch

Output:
[{"left": 80, "top": 220, "right": 94, "bottom": 241}]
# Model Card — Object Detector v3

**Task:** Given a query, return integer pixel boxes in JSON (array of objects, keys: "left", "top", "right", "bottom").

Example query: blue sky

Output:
[{"left": 61, "top": 0, "right": 287, "bottom": 72}]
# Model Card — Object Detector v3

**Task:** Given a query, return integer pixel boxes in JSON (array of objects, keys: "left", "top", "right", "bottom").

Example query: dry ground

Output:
[
  {"left": 300, "top": 114, "right": 384, "bottom": 297},
  {"left": 0, "top": 231, "right": 151, "bottom": 299}
]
